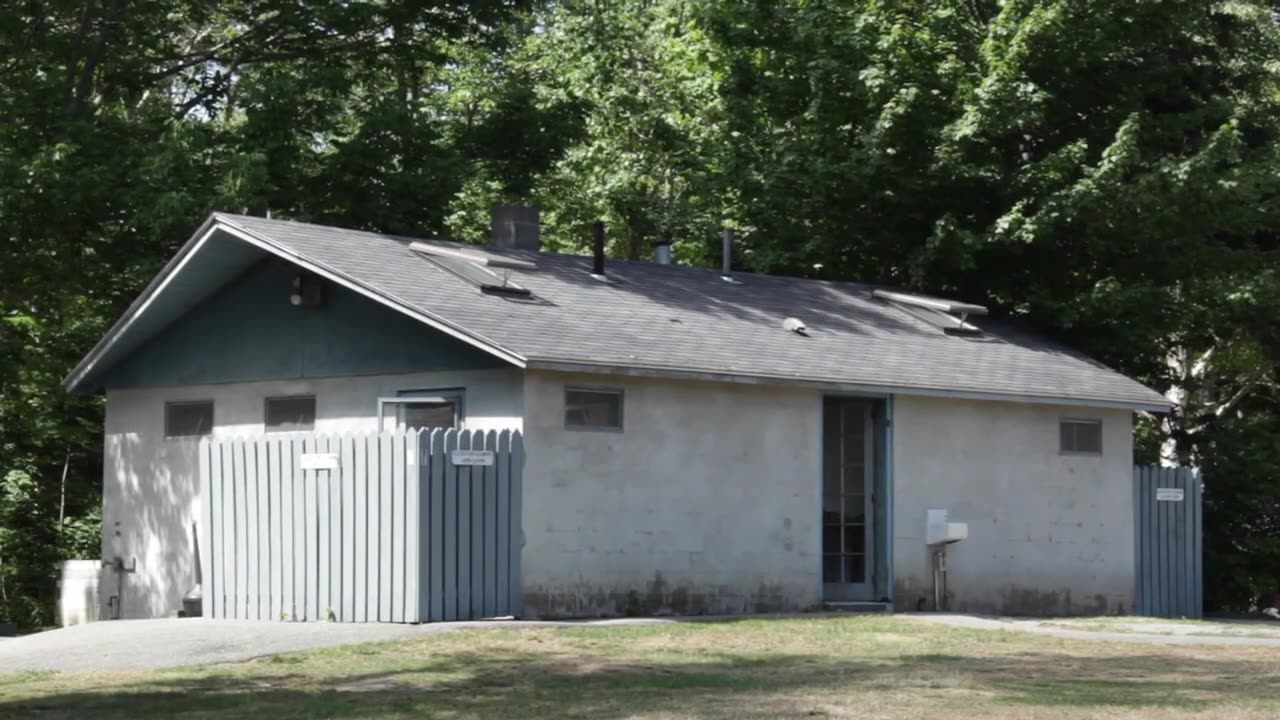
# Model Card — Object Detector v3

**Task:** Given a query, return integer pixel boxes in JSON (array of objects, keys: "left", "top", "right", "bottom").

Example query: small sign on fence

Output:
[
  {"left": 450, "top": 449, "right": 495, "bottom": 466},
  {"left": 1156, "top": 487, "right": 1185, "bottom": 502},
  {"left": 300, "top": 453, "right": 339, "bottom": 470}
]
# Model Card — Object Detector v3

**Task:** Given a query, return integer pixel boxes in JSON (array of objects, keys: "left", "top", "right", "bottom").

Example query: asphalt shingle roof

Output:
[{"left": 209, "top": 214, "right": 1166, "bottom": 410}]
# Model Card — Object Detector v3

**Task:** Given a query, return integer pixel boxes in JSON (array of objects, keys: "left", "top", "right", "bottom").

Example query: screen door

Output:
[{"left": 822, "top": 398, "right": 874, "bottom": 600}]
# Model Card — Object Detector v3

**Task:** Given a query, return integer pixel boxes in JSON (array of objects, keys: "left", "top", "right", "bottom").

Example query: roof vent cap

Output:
[{"left": 783, "top": 317, "right": 809, "bottom": 336}]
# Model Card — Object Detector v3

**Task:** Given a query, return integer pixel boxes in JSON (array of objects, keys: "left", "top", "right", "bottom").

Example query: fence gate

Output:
[
  {"left": 199, "top": 428, "right": 522, "bottom": 623},
  {"left": 1133, "top": 465, "right": 1202, "bottom": 619}
]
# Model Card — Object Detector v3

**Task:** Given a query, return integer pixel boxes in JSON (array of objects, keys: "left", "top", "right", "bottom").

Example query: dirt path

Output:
[
  {"left": 0, "top": 617, "right": 671, "bottom": 673},
  {"left": 906, "top": 613, "right": 1280, "bottom": 646}
]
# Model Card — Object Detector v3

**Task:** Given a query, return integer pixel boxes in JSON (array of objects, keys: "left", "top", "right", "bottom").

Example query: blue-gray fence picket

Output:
[
  {"left": 1134, "top": 465, "right": 1202, "bottom": 619},
  {"left": 199, "top": 429, "right": 522, "bottom": 623}
]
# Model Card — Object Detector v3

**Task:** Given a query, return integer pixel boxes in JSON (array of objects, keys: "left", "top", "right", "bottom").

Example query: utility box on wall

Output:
[
  {"left": 925, "top": 509, "right": 968, "bottom": 546},
  {"left": 58, "top": 559, "right": 104, "bottom": 627}
]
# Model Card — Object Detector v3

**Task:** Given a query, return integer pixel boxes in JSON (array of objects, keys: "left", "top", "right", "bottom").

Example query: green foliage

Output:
[
  {"left": 1199, "top": 410, "right": 1280, "bottom": 611},
  {"left": 0, "top": 471, "right": 62, "bottom": 627},
  {"left": 2, "top": 0, "right": 1279, "bottom": 621}
]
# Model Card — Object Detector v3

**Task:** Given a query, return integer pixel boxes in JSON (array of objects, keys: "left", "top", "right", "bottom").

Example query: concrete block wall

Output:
[
  {"left": 520, "top": 371, "right": 823, "bottom": 617},
  {"left": 99, "top": 365, "right": 1139, "bottom": 620},
  {"left": 891, "top": 395, "right": 1136, "bottom": 615}
]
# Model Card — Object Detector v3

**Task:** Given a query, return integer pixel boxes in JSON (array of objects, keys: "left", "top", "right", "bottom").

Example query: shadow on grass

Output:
[{"left": 0, "top": 647, "right": 1276, "bottom": 719}]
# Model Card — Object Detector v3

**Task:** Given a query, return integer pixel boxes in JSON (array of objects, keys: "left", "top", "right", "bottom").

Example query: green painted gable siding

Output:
[{"left": 103, "top": 259, "right": 507, "bottom": 389}]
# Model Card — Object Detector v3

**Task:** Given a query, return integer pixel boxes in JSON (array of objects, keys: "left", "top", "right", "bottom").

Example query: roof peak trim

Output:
[{"left": 63, "top": 215, "right": 528, "bottom": 392}]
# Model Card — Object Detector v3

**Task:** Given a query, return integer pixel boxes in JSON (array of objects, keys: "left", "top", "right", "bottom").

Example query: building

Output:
[{"left": 64, "top": 208, "right": 1169, "bottom": 620}]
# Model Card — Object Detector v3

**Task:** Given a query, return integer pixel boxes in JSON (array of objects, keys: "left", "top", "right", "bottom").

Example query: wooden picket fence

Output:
[{"left": 198, "top": 429, "right": 523, "bottom": 623}]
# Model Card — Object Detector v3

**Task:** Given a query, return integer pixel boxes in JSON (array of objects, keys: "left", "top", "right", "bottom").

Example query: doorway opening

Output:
[{"left": 822, "top": 396, "right": 890, "bottom": 602}]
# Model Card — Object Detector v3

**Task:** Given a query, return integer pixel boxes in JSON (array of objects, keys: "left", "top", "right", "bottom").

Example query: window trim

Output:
[
  {"left": 564, "top": 385, "right": 625, "bottom": 432},
  {"left": 377, "top": 388, "right": 466, "bottom": 432},
  {"left": 164, "top": 399, "right": 215, "bottom": 439},
  {"left": 1059, "top": 417, "right": 1103, "bottom": 456},
  {"left": 263, "top": 394, "right": 317, "bottom": 433}
]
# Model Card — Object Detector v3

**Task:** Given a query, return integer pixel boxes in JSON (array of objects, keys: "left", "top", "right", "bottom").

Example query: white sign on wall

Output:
[
  {"left": 1156, "top": 488, "right": 1185, "bottom": 502},
  {"left": 450, "top": 449, "right": 495, "bottom": 466},
  {"left": 299, "top": 453, "right": 340, "bottom": 470}
]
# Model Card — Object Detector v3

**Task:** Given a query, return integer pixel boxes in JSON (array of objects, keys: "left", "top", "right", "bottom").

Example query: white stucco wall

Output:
[
  {"left": 101, "top": 368, "right": 523, "bottom": 619},
  {"left": 102, "top": 362, "right": 1140, "bottom": 620},
  {"left": 519, "top": 371, "right": 823, "bottom": 617},
  {"left": 891, "top": 395, "right": 1135, "bottom": 615}
]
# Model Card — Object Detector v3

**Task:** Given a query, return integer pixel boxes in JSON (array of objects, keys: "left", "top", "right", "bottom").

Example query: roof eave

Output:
[
  {"left": 63, "top": 214, "right": 527, "bottom": 394},
  {"left": 523, "top": 357, "right": 1173, "bottom": 413},
  {"left": 213, "top": 217, "right": 527, "bottom": 369},
  {"left": 62, "top": 213, "right": 224, "bottom": 394}
]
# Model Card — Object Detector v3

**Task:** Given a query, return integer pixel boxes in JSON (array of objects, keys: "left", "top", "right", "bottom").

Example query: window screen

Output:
[
  {"left": 265, "top": 396, "right": 316, "bottom": 432},
  {"left": 565, "top": 388, "right": 623, "bottom": 430},
  {"left": 1060, "top": 419, "right": 1102, "bottom": 454},
  {"left": 165, "top": 401, "right": 213, "bottom": 438}
]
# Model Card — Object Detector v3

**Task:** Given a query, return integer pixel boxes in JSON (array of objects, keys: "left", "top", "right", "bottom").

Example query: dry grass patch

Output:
[
  {"left": 0, "top": 615, "right": 1277, "bottom": 719},
  {"left": 1040, "top": 616, "right": 1280, "bottom": 639}
]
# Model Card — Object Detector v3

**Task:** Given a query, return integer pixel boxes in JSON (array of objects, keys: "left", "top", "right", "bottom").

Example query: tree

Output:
[
  {"left": 0, "top": 0, "right": 529, "bottom": 627},
  {"left": 3, "top": 0, "right": 1279, "bottom": 621}
]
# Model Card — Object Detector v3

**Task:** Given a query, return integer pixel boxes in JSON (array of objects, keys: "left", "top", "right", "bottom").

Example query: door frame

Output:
[{"left": 821, "top": 397, "right": 877, "bottom": 601}]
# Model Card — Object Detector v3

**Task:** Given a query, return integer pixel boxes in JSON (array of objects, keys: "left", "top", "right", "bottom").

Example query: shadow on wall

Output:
[
  {"left": 1, "top": 639, "right": 1276, "bottom": 718},
  {"left": 105, "top": 431, "right": 202, "bottom": 619}
]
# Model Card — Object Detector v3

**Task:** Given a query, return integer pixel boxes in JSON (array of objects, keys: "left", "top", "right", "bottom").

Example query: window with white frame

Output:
[
  {"left": 1060, "top": 418, "right": 1102, "bottom": 454},
  {"left": 165, "top": 400, "right": 213, "bottom": 438},
  {"left": 565, "top": 387, "right": 623, "bottom": 431},
  {"left": 379, "top": 390, "right": 464, "bottom": 431},
  {"left": 264, "top": 395, "right": 316, "bottom": 432}
]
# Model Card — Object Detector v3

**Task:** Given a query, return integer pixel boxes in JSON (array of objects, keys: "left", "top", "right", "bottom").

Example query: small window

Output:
[
  {"left": 265, "top": 395, "right": 316, "bottom": 432},
  {"left": 378, "top": 390, "right": 464, "bottom": 431},
  {"left": 565, "top": 388, "right": 623, "bottom": 431},
  {"left": 1060, "top": 418, "right": 1102, "bottom": 454},
  {"left": 165, "top": 401, "right": 213, "bottom": 438}
]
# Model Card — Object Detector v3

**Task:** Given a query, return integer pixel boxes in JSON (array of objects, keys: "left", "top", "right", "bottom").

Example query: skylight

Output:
[
  {"left": 409, "top": 240, "right": 537, "bottom": 271},
  {"left": 416, "top": 251, "right": 531, "bottom": 296},
  {"left": 409, "top": 239, "right": 534, "bottom": 295},
  {"left": 872, "top": 289, "right": 987, "bottom": 336}
]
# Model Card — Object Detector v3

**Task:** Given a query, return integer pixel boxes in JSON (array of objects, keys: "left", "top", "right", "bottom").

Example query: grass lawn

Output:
[{"left": 1, "top": 615, "right": 1277, "bottom": 719}]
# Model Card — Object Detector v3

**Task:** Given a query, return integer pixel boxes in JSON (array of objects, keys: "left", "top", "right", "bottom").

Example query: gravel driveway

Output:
[{"left": 0, "top": 617, "right": 669, "bottom": 674}]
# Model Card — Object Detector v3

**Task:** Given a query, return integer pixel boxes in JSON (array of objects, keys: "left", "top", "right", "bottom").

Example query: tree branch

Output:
[{"left": 67, "top": 0, "right": 125, "bottom": 121}]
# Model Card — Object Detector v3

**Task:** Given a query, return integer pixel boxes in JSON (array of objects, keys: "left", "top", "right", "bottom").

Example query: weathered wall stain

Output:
[
  {"left": 893, "top": 579, "right": 1124, "bottom": 616},
  {"left": 523, "top": 576, "right": 805, "bottom": 619}
]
